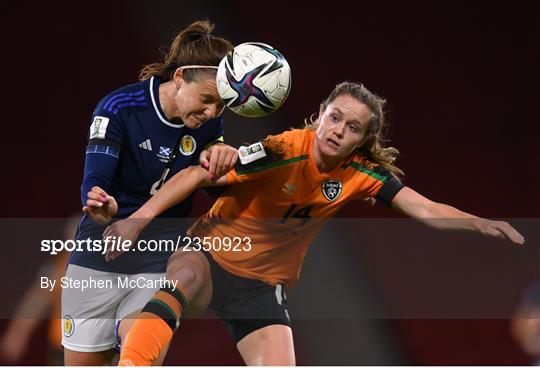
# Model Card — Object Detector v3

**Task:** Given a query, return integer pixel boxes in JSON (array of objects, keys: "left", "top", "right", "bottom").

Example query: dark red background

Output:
[{"left": 1, "top": 1, "right": 538, "bottom": 365}]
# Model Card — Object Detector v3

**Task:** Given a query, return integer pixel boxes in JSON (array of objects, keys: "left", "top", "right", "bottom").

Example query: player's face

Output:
[
  {"left": 175, "top": 76, "right": 225, "bottom": 129},
  {"left": 315, "top": 94, "right": 372, "bottom": 161}
]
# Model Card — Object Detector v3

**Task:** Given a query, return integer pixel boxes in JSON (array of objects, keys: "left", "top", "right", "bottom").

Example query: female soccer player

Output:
[
  {"left": 99, "top": 81, "right": 524, "bottom": 365},
  {"left": 62, "top": 20, "right": 237, "bottom": 365}
]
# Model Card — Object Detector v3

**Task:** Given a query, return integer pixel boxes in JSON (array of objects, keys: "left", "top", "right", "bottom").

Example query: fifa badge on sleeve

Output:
[{"left": 239, "top": 142, "right": 267, "bottom": 164}]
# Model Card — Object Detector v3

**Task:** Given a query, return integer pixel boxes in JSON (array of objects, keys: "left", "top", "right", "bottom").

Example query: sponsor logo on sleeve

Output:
[
  {"left": 239, "top": 142, "right": 266, "bottom": 164},
  {"left": 89, "top": 116, "right": 110, "bottom": 139}
]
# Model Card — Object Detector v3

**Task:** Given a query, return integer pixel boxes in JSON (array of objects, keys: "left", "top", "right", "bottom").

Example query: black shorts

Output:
[{"left": 202, "top": 251, "right": 291, "bottom": 343}]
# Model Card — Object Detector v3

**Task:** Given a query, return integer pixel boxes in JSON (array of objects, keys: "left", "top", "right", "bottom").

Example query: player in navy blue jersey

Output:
[{"left": 61, "top": 20, "right": 236, "bottom": 365}]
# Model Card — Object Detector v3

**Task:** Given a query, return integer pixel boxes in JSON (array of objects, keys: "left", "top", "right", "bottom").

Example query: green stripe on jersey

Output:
[
  {"left": 236, "top": 154, "right": 309, "bottom": 175},
  {"left": 350, "top": 162, "right": 388, "bottom": 182}
]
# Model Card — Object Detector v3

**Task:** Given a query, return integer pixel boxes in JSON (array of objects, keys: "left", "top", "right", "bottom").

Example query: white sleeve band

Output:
[{"left": 238, "top": 142, "right": 267, "bottom": 164}]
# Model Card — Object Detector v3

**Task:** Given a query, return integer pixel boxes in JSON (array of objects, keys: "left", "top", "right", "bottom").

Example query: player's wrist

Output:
[{"left": 129, "top": 208, "right": 156, "bottom": 225}]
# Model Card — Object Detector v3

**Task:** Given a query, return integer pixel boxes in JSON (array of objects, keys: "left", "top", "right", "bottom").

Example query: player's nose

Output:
[{"left": 333, "top": 123, "right": 345, "bottom": 139}]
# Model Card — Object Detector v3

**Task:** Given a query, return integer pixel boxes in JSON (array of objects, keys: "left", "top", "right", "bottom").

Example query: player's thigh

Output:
[
  {"left": 61, "top": 265, "right": 127, "bottom": 363},
  {"left": 165, "top": 250, "right": 212, "bottom": 317},
  {"left": 236, "top": 324, "right": 296, "bottom": 366},
  {"left": 208, "top": 260, "right": 294, "bottom": 365},
  {"left": 62, "top": 264, "right": 125, "bottom": 361}
]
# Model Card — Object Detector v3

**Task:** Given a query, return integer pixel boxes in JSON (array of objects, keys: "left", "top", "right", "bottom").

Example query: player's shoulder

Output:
[
  {"left": 265, "top": 128, "right": 309, "bottom": 143},
  {"left": 262, "top": 128, "right": 311, "bottom": 154},
  {"left": 234, "top": 129, "right": 309, "bottom": 172},
  {"left": 351, "top": 154, "right": 379, "bottom": 170},
  {"left": 94, "top": 79, "right": 149, "bottom": 117},
  {"left": 350, "top": 154, "right": 391, "bottom": 178}
]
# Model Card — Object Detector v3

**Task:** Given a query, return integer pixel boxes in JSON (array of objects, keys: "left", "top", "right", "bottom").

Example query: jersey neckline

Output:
[{"left": 149, "top": 76, "right": 185, "bottom": 129}]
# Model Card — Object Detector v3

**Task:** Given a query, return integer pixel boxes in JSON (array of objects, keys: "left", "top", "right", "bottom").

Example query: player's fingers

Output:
[
  {"left": 213, "top": 149, "right": 233, "bottom": 177},
  {"left": 83, "top": 206, "right": 97, "bottom": 216},
  {"left": 227, "top": 150, "right": 238, "bottom": 172},
  {"left": 87, "top": 191, "right": 106, "bottom": 202},
  {"left": 103, "top": 195, "right": 116, "bottom": 206},
  {"left": 218, "top": 151, "right": 234, "bottom": 176},
  {"left": 83, "top": 206, "right": 100, "bottom": 221},
  {"left": 105, "top": 246, "right": 115, "bottom": 261},
  {"left": 481, "top": 224, "right": 504, "bottom": 239},
  {"left": 214, "top": 150, "right": 230, "bottom": 177},
  {"left": 208, "top": 148, "right": 221, "bottom": 178},
  {"left": 489, "top": 227, "right": 510, "bottom": 242},
  {"left": 104, "top": 235, "right": 114, "bottom": 261},
  {"left": 91, "top": 186, "right": 108, "bottom": 197},
  {"left": 495, "top": 222, "right": 525, "bottom": 245},
  {"left": 199, "top": 150, "right": 210, "bottom": 169},
  {"left": 102, "top": 225, "right": 111, "bottom": 239},
  {"left": 106, "top": 246, "right": 124, "bottom": 262},
  {"left": 507, "top": 224, "right": 525, "bottom": 245},
  {"left": 86, "top": 199, "right": 103, "bottom": 208}
]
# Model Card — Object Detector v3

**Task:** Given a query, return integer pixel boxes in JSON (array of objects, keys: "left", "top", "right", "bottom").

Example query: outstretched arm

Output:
[
  {"left": 391, "top": 186, "right": 525, "bottom": 245},
  {"left": 133, "top": 165, "right": 227, "bottom": 220},
  {"left": 103, "top": 165, "right": 228, "bottom": 261}
]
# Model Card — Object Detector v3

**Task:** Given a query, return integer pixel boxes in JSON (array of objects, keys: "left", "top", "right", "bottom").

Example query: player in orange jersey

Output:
[{"left": 96, "top": 81, "right": 524, "bottom": 365}]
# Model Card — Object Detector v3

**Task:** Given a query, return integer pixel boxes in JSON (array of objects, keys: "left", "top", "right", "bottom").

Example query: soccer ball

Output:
[{"left": 216, "top": 42, "right": 291, "bottom": 117}]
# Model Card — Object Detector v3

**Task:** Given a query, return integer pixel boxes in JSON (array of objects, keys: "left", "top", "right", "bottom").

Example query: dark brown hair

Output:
[
  {"left": 307, "top": 82, "right": 404, "bottom": 178},
  {"left": 139, "top": 20, "right": 233, "bottom": 82}
]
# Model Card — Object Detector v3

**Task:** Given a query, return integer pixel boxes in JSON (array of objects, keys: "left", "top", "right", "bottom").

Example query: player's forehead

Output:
[
  {"left": 327, "top": 94, "right": 373, "bottom": 125},
  {"left": 192, "top": 76, "right": 220, "bottom": 99}
]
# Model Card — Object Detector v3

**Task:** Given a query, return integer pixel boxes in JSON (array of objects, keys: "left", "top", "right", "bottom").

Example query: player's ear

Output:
[{"left": 173, "top": 68, "right": 184, "bottom": 88}]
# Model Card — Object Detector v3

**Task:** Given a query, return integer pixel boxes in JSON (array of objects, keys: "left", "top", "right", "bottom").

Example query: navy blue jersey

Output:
[{"left": 69, "top": 77, "right": 224, "bottom": 273}]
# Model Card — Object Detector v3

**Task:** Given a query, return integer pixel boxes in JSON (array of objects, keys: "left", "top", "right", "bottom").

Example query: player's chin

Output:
[
  {"left": 322, "top": 145, "right": 350, "bottom": 161},
  {"left": 185, "top": 117, "right": 205, "bottom": 129},
  {"left": 320, "top": 140, "right": 340, "bottom": 156}
]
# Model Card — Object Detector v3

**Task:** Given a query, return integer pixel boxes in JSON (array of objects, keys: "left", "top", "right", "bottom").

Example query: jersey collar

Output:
[{"left": 149, "top": 76, "right": 185, "bottom": 129}]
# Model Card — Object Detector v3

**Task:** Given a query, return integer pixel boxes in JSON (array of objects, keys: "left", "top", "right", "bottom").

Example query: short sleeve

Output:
[
  {"left": 225, "top": 131, "right": 293, "bottom": 185},
  {"left": 87, "top": 99, "right": 126, "bottom": 148},
  {"left": 351, "top": 158, "right": 404, "bottom": 207}
]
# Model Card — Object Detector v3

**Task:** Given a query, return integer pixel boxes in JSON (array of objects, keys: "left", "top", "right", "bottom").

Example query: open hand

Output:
[{"left": 478, "top": 219, "right": 525, "bottom": 245}]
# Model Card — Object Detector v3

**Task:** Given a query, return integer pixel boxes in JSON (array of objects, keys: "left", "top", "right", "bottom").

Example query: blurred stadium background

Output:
[{"left": 0, "top": 0, "right": 539, "bottom": 365}]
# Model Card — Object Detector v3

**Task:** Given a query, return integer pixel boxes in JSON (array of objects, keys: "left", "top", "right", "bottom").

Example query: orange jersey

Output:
[{"left": 189, "top": 128, "right": 403, "bottom": 287}]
